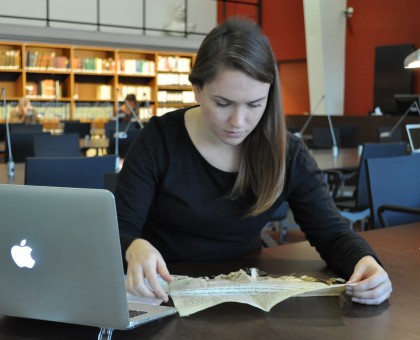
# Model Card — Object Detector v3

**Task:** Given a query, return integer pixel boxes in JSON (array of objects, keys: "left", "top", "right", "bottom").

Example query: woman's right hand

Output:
[{"left": 125, "top": 238, "right": 173, "bottom": 302}]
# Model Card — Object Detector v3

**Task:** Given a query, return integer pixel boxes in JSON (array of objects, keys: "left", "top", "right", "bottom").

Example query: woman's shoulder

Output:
[{"left": 138, "top": 107, "right": 190, "bottom": 145}]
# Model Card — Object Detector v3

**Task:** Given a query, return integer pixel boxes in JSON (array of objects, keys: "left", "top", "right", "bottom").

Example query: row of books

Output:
[
  {"left": 137, "top": 107, "right": 154, "bottom": 121},
  {"left": 30, "top": 101, "right": 71, "bottom": 120},
  {"left": 157, "top": 56, "right": 192, "bottom": 72},
  {"left": 25, "top": 80, "right": 62, "bottom": 99},
  {"left": 157, "top": 73, "right": 191, "bottom": 86},
  {"left": 118, "top": 59, "right": 155, "bottom": 76},
  {"left": 0, "top": 101, "right": 18, "bottom": 120},
  {"left": 73, "top": 103, "right": 114, "bottom": 120},
  {"left": 0, "top": 101, "right": 71, "bottom": 121},
  {"left": 73, "top": 57, "right": 116, "bottom": 73},
  {"left": 118, "top": 85, "right": 152, "bottom": 102},
  {"left": 157, "top": 90, "right": 195, "bottom": 104},
  {"left": 0, "top": 50, "right": 21, "bottom": 69},
  {"left": 26, "top": 51, "right": 69, "bottom": 70}
]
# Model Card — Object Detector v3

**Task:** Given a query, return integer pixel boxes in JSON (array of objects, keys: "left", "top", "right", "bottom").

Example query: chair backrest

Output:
[
  {"left": 63, "top": 122, "right": 91, "bottom": 138},
  {"left": 312, "top": 127, "right": 341, "bottom": 149},
  {"left": 104, "top": 121, "right": 141, "bottom": 139},
  {"left": 366, "top": 154, "right": 420, "bottom": 228},
  {"left": 355, "top": 142, "right": 407, "bottom": 209},
  {"left": 337, "top": 125, "right": 360, "bottom": 148},
  {"left": 9, "top": 123, "right": 43, "bottom": 133},
  {"left": 270, "top": 202, "right": 289, "bottom": 222},
  {"left": 25, "top": 155, "right": 117, "bottom": 189},
  {"left": 377, "top": 126, "right": 403, "bottom": 143},
  {"left": 5, "top": 132, "right": 47, "bottom": 163},
  {"left": 0, "top": 123, "right": 5, "bottom": 142},
  {"left": 107, "top": 129, "right": 140, "bottom": 158},
  {"left": 33, "top": 133, "right": 81, "bottom": 157}
]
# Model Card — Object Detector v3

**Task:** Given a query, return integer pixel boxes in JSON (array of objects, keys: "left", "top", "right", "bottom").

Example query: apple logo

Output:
[{"left": 11, "top": 239, "right": 36, "bottom": 268}]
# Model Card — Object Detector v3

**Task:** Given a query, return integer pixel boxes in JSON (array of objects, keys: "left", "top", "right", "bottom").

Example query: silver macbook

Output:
[
  {"left": 0, "top": 184, "right": 177, "bottom": 339},
  {"left": 406, "top": 124, "right": 420, "bottom": 153}
]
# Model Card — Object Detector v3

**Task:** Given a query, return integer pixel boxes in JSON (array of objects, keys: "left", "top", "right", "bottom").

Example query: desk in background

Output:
[
  {"left": 0, "top": 223, "right": 418, "bottom": 339},
  {"left": 0, "top": 163, "right": 25, "bottom": 185},
  {"left": 310, "top": 148, "right": 359, "bottom": 171}
]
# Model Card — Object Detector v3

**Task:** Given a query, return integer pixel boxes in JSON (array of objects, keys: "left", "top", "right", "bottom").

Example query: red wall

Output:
[
  {"left": 218, "top": 0, "right": 420, "bottom": 116},
  {"left": 345, "top": 0, "right": 420, "bottom": 115}
]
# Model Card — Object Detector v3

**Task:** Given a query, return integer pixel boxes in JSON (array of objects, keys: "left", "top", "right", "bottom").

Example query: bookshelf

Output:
[
  {"left": 0, "top": 43, "right": 23, "bottom": 102},
  {"left": 0, "top": 42, "right": 196, "bottom": 127},
  {"left": 156, "top": 53, "right": 195, "bottom": 116}
]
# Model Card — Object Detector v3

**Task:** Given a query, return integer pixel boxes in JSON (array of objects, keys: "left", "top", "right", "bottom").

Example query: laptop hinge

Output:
[{"left": 98, "top": 328, "right": 113, "bottom": 340}]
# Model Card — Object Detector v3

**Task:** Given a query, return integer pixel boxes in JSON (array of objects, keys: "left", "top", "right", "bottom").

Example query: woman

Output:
[{"left": 116, "top": 18, "right": 392, "bottom": 305}]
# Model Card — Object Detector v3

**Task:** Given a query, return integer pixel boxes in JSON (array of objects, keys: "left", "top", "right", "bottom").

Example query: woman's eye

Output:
[
  {"left": 248, "top": 103, "right": 262, "bottom": 108},
  {"left": 216, "top": 102, "right": 230, "bottom": 107}
]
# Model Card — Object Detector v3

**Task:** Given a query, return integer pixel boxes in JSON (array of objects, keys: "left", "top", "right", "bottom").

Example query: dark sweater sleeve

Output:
[
  {"left": 285, "top": 135, "right": 380, "bottom": 279},
  {"left": 115, "top": 117, "right": 167, "bottom": 262}
]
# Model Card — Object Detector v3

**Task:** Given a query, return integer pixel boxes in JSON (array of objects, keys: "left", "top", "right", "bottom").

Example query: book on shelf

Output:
[
  {"left": 157, "top": 90, "right": 195, "bottom": 104},
  {"left": 31, "top": 79, "right": 62, "bottom": 99},
  {"left": 26, "top": 51, "right": 69, "bottom": 71},
  {"left": 30, "top": 101, "right": 71, "bottom": 121},
  {"left": 25, "top": 82, "right": 38, "bottom": 98},
  {"left": 73, "top": 57, "right": 115, "bottom": 73},
  {"left": 0, "top": 49, "right": 21, "bottom": 69},
  {"left": 157, "top": 56, "right": 191, "bottom": 72},
  {"left": 0, "top": 101, "right": 18, "bottom": 121},
  {"left": 157, "top": 73, "right": 191, "bottom": 87},
  {"left": 96, "top": 85, "right": 112, "bottom": 100},
  {"left": 74, "top": 102, "right": 114, "bottom": 120},
  {"left": 118, "top": 58, "right": 155, "bottom": 76},
  {"left": 118, "top": 85, "right": 152, "bottom": 102}
]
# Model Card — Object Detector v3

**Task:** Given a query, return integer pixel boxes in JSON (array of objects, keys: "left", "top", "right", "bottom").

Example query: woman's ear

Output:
[{"left": 192, "top": 84, "right": 201, "bottom": 104}]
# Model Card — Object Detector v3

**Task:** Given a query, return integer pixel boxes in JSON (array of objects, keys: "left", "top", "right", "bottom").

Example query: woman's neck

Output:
[{"left": 185, "top": 107, "right": 241, "bottom": 172}]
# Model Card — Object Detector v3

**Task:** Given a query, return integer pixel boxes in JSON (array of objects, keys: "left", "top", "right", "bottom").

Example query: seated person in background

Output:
[
  {"left": 118, "top": 94, "right": 138, "bottom": 122},
  {"left": 116, "top": 18, "right": 392, "bottom": 306},
  {"left": 10, "top": 98, "right": 40, "bottom": 124}
]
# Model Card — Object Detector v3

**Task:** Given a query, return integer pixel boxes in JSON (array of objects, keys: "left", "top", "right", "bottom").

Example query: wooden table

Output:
[
  {"left": 310, "top": 148, "right": 360, "bottom": 171},
  {"left": 0, "top": 223, "right": 418, "bottom": 339},
  {"left": 0, "top": 163, "right": 25, "bottom": 185}
]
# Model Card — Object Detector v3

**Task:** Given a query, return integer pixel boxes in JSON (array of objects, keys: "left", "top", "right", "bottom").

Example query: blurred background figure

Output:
[
  {"left": 117, "top": 94, "right": 137, "bottom": 123},
  {"left": 10, "top": 98, "right": 40, "bottom": 124}
]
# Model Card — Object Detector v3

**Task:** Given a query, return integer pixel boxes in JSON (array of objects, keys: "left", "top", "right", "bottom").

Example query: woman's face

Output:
[{"left": 193, "top": 69, "right": 270, "bottom": 146}]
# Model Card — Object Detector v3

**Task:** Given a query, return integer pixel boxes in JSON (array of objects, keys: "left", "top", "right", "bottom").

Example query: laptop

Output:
[
  {"left": 406, "top": 124, "right": 420, "bottom": 153},
  {"left": 0, "top": 184, "right": 177, "bottom": 338}
]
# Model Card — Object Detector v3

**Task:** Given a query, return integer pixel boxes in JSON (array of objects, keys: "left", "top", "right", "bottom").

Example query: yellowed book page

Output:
[{"left": 169, "top": 270, "right": 346, "bottom": 316}]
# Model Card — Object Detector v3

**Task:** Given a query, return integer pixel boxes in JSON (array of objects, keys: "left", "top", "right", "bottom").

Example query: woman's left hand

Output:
[{"left": 345, "top": 255, "right": 392, "bottom": 305}]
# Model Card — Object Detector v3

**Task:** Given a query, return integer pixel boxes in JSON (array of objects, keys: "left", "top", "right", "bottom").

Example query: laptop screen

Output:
[{"left": 406, "top": 124, "right": 420, "bottom": 153}]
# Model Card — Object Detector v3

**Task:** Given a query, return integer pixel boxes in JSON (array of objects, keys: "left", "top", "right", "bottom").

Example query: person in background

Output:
[
  {"left": 116, "top": 18, "right": 392, "bottom": 306},
  {"left": 118, "top": 94, "right": 138, "bottom": 123},
  {"left": 10, "top": 98, "right": 40, "bottom": 124}
]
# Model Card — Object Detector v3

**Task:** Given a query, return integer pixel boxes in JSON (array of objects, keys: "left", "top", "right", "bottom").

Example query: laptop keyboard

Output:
[{"left": 129, "top": 310, "right": 148, "bottom": 318}]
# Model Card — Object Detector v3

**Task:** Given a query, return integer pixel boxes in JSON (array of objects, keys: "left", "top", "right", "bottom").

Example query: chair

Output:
[
  {"left": 63, "top": 122, "right": 91, "bottom": 138},
  {"left": 337, "top": 125, "right": 360, "bottom": 148},
  {"left": 10, "top": 123, "right": 43, "bottom": 133},
  {"left": 311, "top": 127, "right": 341, "bottom": 149},
  {"left": 0, "top": 123, "right": 6, "bottom": 142},
  {"left": 25, "top": 155, "right": 117, "bottom": 189},
  {"left": 5, "top": 132, "right": 47, "bottom": 163},
  {"left": 33, "top": 133, "right": 81, "bottom": 157},
  {"left": 334, "top": 142, "right": 408, "bottom": 229},
  {"left": 366, "top": 154, "right": 420, "bottom": 228},
  {"left": 107, "top": 129, "right": 140, "bottom": 158},
  {"left": 377, "top": 126, "right": 403, "bottom": 143}
]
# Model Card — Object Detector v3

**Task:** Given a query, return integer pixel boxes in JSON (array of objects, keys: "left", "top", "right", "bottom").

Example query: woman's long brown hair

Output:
[{"left": 189, "top": 18, "right": 286, "bottom": 216}]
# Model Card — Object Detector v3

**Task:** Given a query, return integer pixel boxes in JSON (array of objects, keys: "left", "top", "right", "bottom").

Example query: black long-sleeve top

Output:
[{"left": 116, "top": 108, "right": 378, "bottom": 279}]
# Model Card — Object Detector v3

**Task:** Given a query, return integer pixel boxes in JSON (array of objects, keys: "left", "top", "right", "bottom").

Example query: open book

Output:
[{"left": 169, "top": 269, "right": 347, "bottom": 316}]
